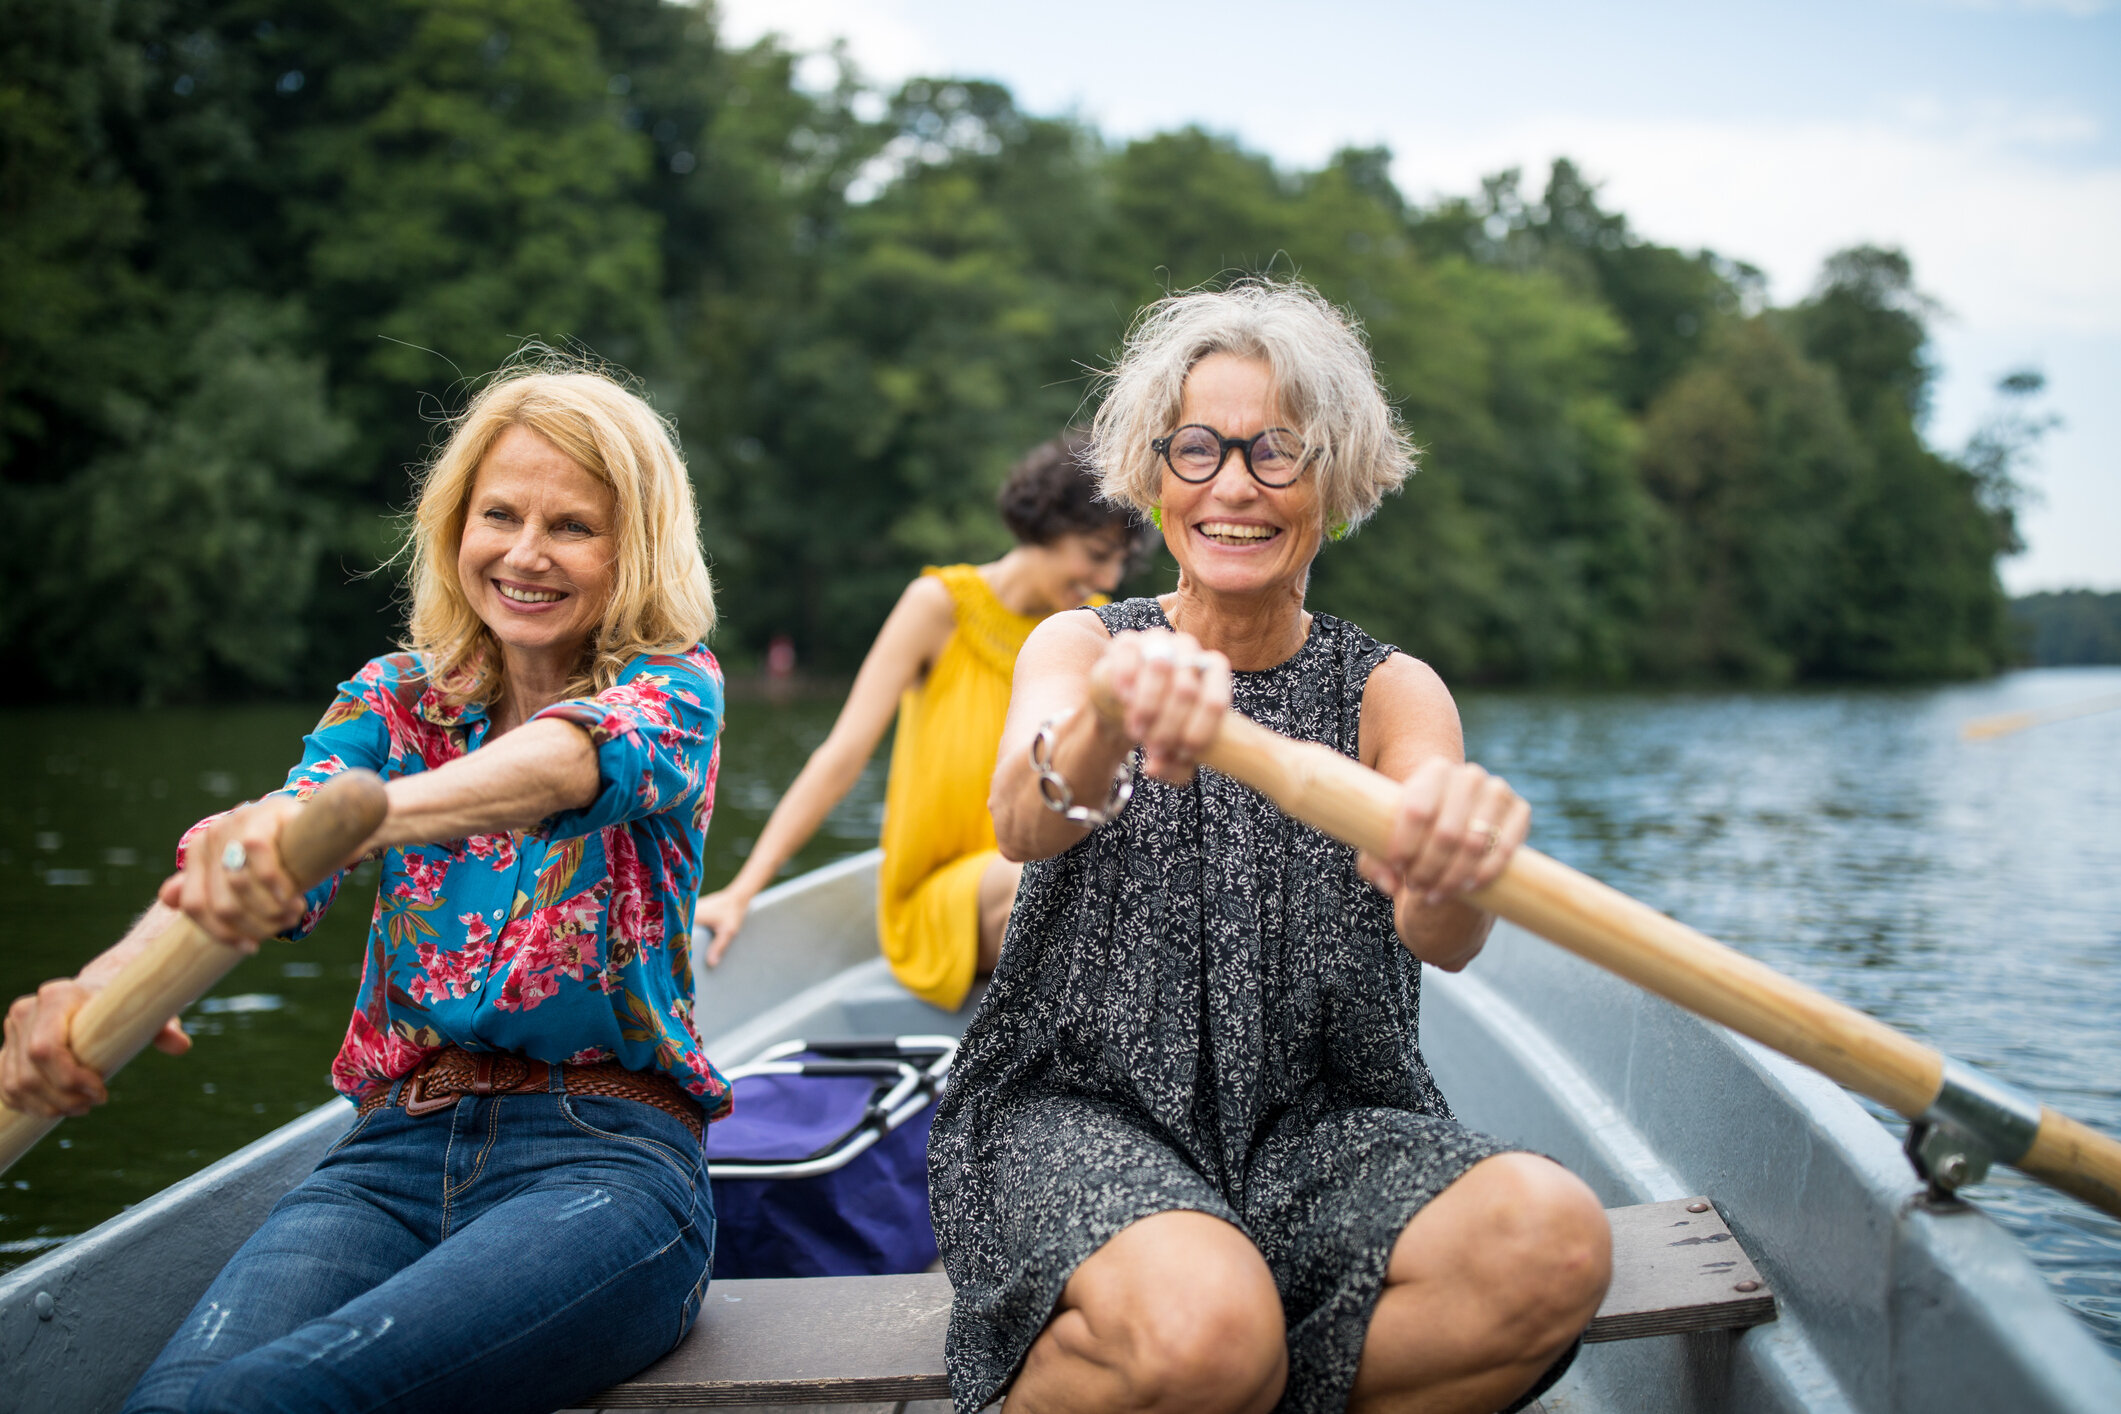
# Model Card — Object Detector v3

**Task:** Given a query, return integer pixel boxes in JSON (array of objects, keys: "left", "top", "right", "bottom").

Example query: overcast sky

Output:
[{"left": 719, "top": 0, "right": 2119, "bottom": 592}]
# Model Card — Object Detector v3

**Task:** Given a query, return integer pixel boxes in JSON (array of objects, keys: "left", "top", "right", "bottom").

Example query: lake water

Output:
[{"left": 2, "top": 668, "right": 2117, "bottom": 1361}]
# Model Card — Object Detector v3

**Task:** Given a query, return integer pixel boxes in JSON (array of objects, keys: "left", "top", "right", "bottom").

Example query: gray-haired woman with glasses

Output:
[{"left": 928, "top": 280, "right": 1611, "bottom": 1414}]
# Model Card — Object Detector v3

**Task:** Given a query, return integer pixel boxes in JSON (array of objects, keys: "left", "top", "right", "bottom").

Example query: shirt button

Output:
[{"left": 493, "top": 909, "right": 502, "bottom": 919}]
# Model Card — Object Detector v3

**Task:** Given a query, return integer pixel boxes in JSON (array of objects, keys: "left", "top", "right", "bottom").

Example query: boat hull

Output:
[
  {"left": 4, "top": 849, "right": 2115, "bottom": 1412},
  {"left": 1426, "top": 926, "right": 2121, "bottom": 1413}
]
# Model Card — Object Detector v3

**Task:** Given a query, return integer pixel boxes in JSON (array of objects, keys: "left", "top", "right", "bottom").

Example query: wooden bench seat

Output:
[{"left": 588, "top": 1197, "right": 1774, "bottom": 1408}]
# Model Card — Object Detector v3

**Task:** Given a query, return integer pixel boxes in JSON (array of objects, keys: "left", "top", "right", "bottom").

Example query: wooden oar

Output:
[
  {"left": 0, "top": 770, "right": 388, "bottom": 1176},
  {"left": 1158, "top": 706, "right": 2121, "bottom": 1219},
  {"left": 1962, "top": 691, "right": 2121, "bottom": 741}
]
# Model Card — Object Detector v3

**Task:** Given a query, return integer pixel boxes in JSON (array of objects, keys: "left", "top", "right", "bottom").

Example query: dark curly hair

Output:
[{"left": 998, "top": 431, "right": 1150, "bottom": 570}]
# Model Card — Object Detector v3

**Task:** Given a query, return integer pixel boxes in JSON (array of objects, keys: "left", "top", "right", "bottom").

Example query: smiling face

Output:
[
  {"left": 1161, "top": 352, "right": 1323, "bottom": 601},
  {"left": 456, "top": 425, "right": 618, "bottom": 683},
  {"left": 1024, "top": 527, "right": 1131, "bottom": 613}
]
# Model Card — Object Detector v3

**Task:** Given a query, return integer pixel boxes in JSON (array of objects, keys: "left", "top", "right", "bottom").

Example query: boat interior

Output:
[{"left": 3, "top": 849, "right": 2117, "bottom": 1413}]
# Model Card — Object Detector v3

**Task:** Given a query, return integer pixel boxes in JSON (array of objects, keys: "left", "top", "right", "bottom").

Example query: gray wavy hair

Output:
[{"left": 1089, "top": 279, "right": 1416, "bottom": 532}]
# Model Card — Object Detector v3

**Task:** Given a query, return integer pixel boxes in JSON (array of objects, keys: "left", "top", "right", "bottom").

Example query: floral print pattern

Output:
[{"left": 176, "top": 647, "right": 730, "bottom": 1117}]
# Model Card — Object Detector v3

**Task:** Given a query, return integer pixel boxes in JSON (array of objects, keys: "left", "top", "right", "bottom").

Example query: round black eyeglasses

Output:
[{"left": 1151, "top": 424, "right": 1309, "bottom": 487}]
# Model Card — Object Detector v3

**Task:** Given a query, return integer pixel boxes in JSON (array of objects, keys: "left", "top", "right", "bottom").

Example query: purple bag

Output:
[{"left": 707, "top": 1037, "right": 954, "bottom": 1279}]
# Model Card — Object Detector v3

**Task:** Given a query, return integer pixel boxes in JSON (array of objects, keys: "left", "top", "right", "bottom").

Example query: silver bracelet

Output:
[{"left": 1030, "top": 712, "right": 1135, "bottom": 828}]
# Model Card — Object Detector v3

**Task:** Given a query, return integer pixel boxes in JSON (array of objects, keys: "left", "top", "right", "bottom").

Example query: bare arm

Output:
[
  {"left": 990, "top": 618, "right": 1520, "bottom": 968},
  {"left": 151, "top": 715, "right": 598, "bottom": 951},
  {"left": 1353, "top": 653, "right": 1532, "bottom": 971},
  {"left": 991, "top": 614, "right": 1236, "bottom": 863},
  {"left": 2, "top": 714, "right": 603, "bottom": 1117},
  {"left": 1, "top": 905, "right": 193, "bottom": 1117},
  {"left": 696, "top": 575, "right": 958, "bottom": 962},
  {"left": 991, "top": 611, "right": 1131, "bottom": 861},
  {"left": 367, "top": 717, "right": 598, "bottom": 852}
]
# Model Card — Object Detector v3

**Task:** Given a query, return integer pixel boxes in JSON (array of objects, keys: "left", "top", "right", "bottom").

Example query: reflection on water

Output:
[{"left": 3, "top": 669, "right": 2117, "bottom": 1359}]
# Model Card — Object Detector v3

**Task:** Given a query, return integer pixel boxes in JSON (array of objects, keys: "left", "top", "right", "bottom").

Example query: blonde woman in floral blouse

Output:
[{"left": 1, "top": 364, "right": 726, "bottom": 1414}]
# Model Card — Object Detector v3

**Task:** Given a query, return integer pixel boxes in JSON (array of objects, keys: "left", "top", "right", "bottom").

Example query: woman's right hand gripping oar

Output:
[{"left": 0, "top": 795, "right": 308, "bottom": 1119}]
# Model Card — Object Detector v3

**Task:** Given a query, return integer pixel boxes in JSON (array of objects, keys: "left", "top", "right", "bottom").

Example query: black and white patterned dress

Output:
[{"left": 928, "top": 599, "right": 1517, "bottom": 1414}]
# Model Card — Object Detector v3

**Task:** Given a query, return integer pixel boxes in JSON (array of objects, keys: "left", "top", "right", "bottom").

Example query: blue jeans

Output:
[{"left": 126, "top": 1070, "right": 714, "bottom": 1414}]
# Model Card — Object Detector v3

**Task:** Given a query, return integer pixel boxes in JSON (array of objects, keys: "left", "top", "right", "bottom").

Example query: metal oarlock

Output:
[{"left": 1904, "top": 1058, "right": 2045, "bottom": 1198}]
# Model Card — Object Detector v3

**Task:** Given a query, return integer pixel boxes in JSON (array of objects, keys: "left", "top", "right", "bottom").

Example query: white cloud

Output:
[
  {"left": 1390, "top": 113, "right": 2121, "bottom": 336},
  {"left": 715, "top": 0, "right": 938, "bottom": 81}
]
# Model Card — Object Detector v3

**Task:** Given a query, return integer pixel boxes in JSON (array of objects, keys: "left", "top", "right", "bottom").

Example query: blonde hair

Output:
[
  {"left": 402, "top": 362, "right": 715, "bottom": 706},
  {"left": 1090, "top": 278, "right": 1416, "bottom": 532}
]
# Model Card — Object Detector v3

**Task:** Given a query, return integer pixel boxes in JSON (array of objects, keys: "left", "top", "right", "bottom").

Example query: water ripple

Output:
[{"left": 1462, "top": 666, "right": 2121, "bottom": 1360}]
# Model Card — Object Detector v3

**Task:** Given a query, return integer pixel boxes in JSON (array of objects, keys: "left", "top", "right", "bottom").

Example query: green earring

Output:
[
  {"left": 1328, "top": 521, "right": 1350, "bottom": 542},
  {"left": 1149, "top": 506, "right": 1164, "bottom": 530}
]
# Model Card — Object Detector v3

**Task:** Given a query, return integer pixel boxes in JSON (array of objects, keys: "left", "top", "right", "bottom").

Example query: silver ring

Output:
[
  {"left": 1139, "top": 638, "right": 1176, "bottom": 664},
  {"left": 221, "top": 841, "right": 249, "bottom": 873}
]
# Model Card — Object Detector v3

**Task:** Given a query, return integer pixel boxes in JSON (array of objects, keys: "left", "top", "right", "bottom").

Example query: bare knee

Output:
[
  {"left": 1041, "top": 1214, "right": 1286, "bottom": 1414},
  {"left": 1457, "top": 1155, "right": 1611, "bottom": 1352},
  {"left": 1112, "top": 1287, "right": 1284, "bottom": 1414}
]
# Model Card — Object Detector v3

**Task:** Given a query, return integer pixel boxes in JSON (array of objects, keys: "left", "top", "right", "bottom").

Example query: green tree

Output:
[
  {"left": 281, "top": 0, "right": 663, "bottom": 457},
  {"left": 1097, "top": 127, "right": 1295, "bottom": 301},
  {"left": 1793, "top": 245, "right": 1935, "bottom": 424},
  {"left": 1254, "top": 155, "right": 1644, "bottom": 679},
  {"left": 0, "top": 5, "right": 2034, "bottom": 699},
  {"left": 2011, "top": 592, "right": 2121, "bottom": 666},
  {"left": 4, "top": 0, "right": 687, "bottom": 699},
  {"left": 0, "top": 0, "right": 149, "bottom": 478},
  {"left": 1792, "top": 248, "right": 2015, "bottom": 678},
  {"left": 21, "top": 300, "right": 354, "bottom": 701},
  {"left": 729, "top": 81, "right": 1106, "bottom": 664},
  {"left": 1958, "top": 366, "right": 2054, "bottom": 559},
  {"left": 0, "top": 0, "right": 153, "bottom": 685},
  {"left": 1414, "top": 161, "right": 1755, "bottom": 411},
  {"left": 1637, "top": 316, "right": 1861, "bottom": 681}
]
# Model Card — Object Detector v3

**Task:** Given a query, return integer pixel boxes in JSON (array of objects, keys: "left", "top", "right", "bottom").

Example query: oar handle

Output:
[
  {"left": 1195, "top": 709, "right": 2121, "bottom": 1219},
  {"left": 2023, "top": 1109, "right": 2121, "bottom": 1218},
  {"left": 0, "top": 770, "right": 388, "bottom": 1175}
]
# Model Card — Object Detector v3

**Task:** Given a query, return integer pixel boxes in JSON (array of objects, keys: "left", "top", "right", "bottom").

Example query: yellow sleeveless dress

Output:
[{"left": 877, "top": 565, "right": 1045, "bottom": 1010}]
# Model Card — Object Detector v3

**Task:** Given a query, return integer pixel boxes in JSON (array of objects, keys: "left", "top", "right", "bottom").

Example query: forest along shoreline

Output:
[{"left": 3, "top": 2, "right": 2071, "bottom": 707}]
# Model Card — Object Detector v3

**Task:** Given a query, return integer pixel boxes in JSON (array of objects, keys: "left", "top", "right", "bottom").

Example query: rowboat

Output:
[{"left": 4, "top": 848, "right": 2118, "bottom": 1412}]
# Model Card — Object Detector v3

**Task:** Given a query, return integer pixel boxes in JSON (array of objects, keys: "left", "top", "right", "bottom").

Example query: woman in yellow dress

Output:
[{"left": 694, "top": 434, "right": 1144, "bottom": 1009}]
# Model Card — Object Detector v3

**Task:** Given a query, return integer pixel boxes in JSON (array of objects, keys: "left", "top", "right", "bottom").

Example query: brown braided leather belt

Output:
[{"left": 355, "top": 1046, "right": 703, "bottom": 1141}]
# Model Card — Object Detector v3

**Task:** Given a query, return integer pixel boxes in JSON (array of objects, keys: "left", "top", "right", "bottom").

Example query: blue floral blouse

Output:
[{"left": 176, "top": 647, "right": 730, "bottom": 1118}]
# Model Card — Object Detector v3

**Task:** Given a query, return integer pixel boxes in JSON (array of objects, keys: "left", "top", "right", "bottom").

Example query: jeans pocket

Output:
[{"left": 557, "top": 1094, "right": 699, "bottom": 1186}]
